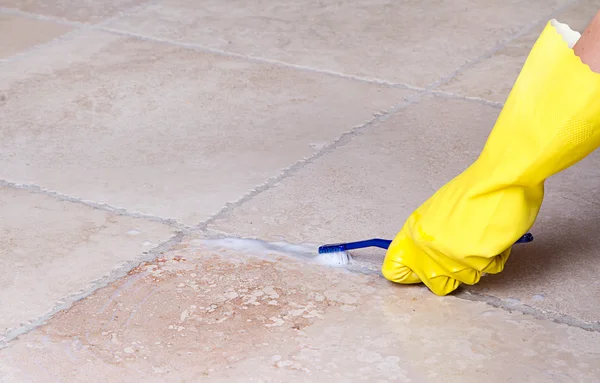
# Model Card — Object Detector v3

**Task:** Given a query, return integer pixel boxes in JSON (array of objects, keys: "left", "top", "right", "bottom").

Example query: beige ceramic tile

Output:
[
  {"left": 208, "top": 95, "right": 600, "bottom": 323},
  {"left": 106, "top": 0, "right": 569, "bottom": 87},
  {"left": 0, "top": 14, "right": 71, "bottom": 59},
  {"left": 0, "top": 30, "right": 410, "bottom": 226},
  {"left": 0, "top": 0, "right": 148, "bottom": 24},
  {"left": 0, "top": 186, "right": 174, "bottom": 341},
  {"left": 439, "top": 0, "right": 598, "bottom": 103},
  {"left": 0, "top": 240, "right": 598, "bottom": 382}
]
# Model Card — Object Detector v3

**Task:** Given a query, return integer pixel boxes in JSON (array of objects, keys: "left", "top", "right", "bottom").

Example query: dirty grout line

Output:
[
  {"left": 202, "top": 227, "right": 243, "bottom": 239},
  {"left": 193, "top": 92, "right": 427, "bottom": 230},
  {"left": 0, "top": 232, "right": 186, "bottom": 349},
  {"left": 0, "top": 180, "right": 191, "bottom": 231},
  {"left": 427, "top": 0, "right": 582, "bottom": 90},
  {"left": 96, "top": 26, "right": 425, "bottom": 92},
  {"left": 429, "top": 90, "right": 504, "bottom": 109},
  {"left": 456, "top": 290, "right": 600, "bottom": 333}
]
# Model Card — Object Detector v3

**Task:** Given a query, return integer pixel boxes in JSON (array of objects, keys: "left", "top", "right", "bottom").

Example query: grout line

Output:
[
  {"left": 202, "top": 227, "right": 244, "bottom": 239},
  {"left": 456, "top": 290, "right": 600, "bottom": 333},
  {"left": 426, "top": 0, "right": 582, "bottom": 90},
  {"left": 0, "top": 180, "right": 192, "bottom": 231},
  {"left": 96, "top": 26, "right": 425, "bottom": 92},
  {"left": 193, "top": 92, "right": 426, "bottom": 229},
  {"left": 0, "top": 232, "right": 186, "bottom": 349},
  {"left": 429, "top": 90, "right": 504, "bottom": 109}
]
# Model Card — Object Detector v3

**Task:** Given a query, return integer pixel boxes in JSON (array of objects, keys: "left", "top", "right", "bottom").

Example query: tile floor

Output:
[{"left": 1, "top": 0, "right": 599, "bottom": 381}]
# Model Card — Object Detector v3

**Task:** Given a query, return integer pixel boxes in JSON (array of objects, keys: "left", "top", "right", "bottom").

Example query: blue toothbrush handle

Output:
[
  {"left": 343, "top": 238, "right": 392, "bottom": 250},
  {"left": 318, "top": 233, "right": 533, "bottom": 254},
  {"left": 514, "top": 232, "right": 534, "bottom": 244},
  {"left": 346, "top": 233, "right": 533, "bottom": 250}
]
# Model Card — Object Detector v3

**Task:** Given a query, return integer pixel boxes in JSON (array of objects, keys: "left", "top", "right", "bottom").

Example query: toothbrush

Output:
[{"left": 318, "top": 233, "right": 534, "bottom": 254}]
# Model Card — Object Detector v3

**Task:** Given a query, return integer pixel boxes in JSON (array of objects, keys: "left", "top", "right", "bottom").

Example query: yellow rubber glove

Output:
[{"left": 382, "top": 20, "right": 600, "bottom": 296}]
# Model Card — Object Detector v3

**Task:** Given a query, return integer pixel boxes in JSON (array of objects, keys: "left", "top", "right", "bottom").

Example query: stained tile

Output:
[
  {"left": 1, "top": 239, "right": 598, "bottom": 381},
  {"left": 0, "top": 186, "right": 174, "bottom": 340}
]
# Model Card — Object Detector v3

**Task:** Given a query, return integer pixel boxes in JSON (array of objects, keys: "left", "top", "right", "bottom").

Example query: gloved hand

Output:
[{"left": 382, "top": 20, "right": 600, "bottom": 296}]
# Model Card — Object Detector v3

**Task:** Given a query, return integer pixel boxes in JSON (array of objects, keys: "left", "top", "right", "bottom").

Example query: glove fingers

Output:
[
  {"left": 422, "top": 251, "right": 510, "bottom": 295},
  {"left": 481, "top": 248, "right": 511, "bottom": 274},
  {"left": 381, "top": 254, "right": 421, "bottom": 284},
  {"left": 382, "top": 231, "right": 512, "bottom": 296},
  {"left": 427, "top": 275, "right": 462, "bottom": 296},
  {"left": 382, "top": 252, "right": 462, "bottom": 295}
]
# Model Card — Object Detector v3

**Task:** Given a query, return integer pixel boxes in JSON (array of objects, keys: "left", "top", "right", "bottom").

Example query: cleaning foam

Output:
[{"left": 198, "top": 237, "right": 351, "bottom": 267}]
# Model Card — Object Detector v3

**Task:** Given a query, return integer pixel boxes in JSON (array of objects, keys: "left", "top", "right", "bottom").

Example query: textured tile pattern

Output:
[
  {"left": 0, "top": 30, "right": 409, "bottom": 225},
  {"left": 1, "top": 242, "right": 598, "bottom": 382},
  {"left": 1, "top": 0, "right": 599, "bottom": 380}
]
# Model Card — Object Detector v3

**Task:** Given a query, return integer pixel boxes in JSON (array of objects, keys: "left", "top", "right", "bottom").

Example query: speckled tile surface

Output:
[
  {"left": 1, "top": 0, "right": 599, "bottom": 381},
  {"left": 1, "top": 241, "right": 599, "bottom": 382}
]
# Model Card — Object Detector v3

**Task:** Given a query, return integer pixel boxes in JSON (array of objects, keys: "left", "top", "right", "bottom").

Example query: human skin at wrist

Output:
[{"left": 573, "top": 10, "right": 600, "bottom": 73}]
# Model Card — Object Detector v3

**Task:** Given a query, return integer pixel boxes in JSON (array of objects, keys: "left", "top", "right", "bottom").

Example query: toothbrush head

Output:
[{"left": 318, "top": 243, "right": 348, "bottom": 254}]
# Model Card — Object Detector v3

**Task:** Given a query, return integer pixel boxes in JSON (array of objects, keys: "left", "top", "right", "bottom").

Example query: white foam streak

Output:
[{"left": 198, "top": 237, "right": 351, "bottom": 267}]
